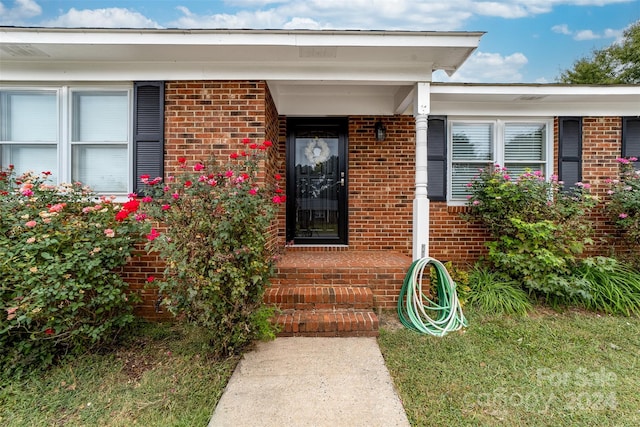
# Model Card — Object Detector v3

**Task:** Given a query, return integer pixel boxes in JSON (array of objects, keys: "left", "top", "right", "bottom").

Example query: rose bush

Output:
[
  {"left": 137, "top": 139, "right": 284, "bottom": 358},
  {"left": 0, "top": 167, "right": 142, "bottom": 374}
]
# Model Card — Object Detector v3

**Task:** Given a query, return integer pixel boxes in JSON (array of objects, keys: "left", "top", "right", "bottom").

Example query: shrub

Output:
[
  {"left": 0, "top": 167, "right": 142, "bottom": 373},
  {"left": 465, "top": 266, "right": 532, "bottom": 316},
  {"left": 606, "top": 157, "right": 640, "bottom": 247},
  {"left": 431, "top": 261, "right": 471, "bottom": 306},
  {"left": 137, "top": 139, "right": 284, "bottom": 358},
  {"left": 466, "top": 165, "right": 597, "bottom": 298}
]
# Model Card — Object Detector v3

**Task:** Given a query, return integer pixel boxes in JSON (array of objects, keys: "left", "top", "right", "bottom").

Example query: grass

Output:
[
  {"left": 379, "top": 307, "right": 640, "bottom": 427},
  {"left": 3, "top": 307, "right": 640, "bottom": 426},
  {"left": 0, "top": 321, "right": 239, "bottom": 427}
]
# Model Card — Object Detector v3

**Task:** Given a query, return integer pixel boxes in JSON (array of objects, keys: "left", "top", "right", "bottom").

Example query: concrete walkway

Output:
[{"left": 208, "top": 337, "right": 411, "bottom": 427}]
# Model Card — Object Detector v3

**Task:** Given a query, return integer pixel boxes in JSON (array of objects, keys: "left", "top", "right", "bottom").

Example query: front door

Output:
[{"left": 286, "top": 118, "right": 348, "bottom": 245}]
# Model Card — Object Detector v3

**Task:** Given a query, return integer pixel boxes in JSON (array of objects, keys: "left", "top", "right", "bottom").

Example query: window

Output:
[
  {"left": 449, "top": 119, "right": 552, "bottom": 201},
  {"left": 1, "top": 86, "right": 132, "bottom": 194}
]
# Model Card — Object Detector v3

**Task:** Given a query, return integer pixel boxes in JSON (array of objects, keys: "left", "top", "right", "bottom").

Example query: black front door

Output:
[{"left": 286, "top": 118, "right": 348, "bottom": 245}]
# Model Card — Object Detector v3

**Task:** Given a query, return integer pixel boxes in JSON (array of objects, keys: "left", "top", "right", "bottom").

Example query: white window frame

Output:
[
  {"left": 447, "top": 117, "right": 554, "bottom": 205},
  {"left": 0, "top": 83, "right": 133, "bottom": 195}
]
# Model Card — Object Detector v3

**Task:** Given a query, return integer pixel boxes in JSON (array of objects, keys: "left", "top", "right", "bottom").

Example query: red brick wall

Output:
[
  {"left": 582, "top": 117, "right": 621, "bottom": 239},
  {"left": 347, "top": 116, "right": 414, "bottom": 255},
  {"left": 429, "top": 204, "right": 490, "bottom": 266},
  {"left": 263, "top": 88, "right": 286, "bottom": 251},
  {"left": 119, "top": 246, "right": 166, "bottom": 320},
  {"left": 581, "top": 117, "right": 636, "bottom": 259},
  {"left": 164, "top": 81, "right": 268, "bottom": 171}
]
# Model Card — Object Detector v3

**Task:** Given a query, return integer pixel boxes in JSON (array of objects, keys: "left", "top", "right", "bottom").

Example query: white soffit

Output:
[
  {"left": 0, "top": 27, "right": 483, "bottom": 116},
  {"left": 0, "top": 27, "right": 483, "bottom": 82},
  {"left": 430, "top": 84, "right": 640, "bottom": 116}
]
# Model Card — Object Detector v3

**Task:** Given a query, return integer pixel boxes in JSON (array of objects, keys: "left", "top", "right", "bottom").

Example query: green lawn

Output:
[
  {"left": 3, "top": 308, "right": 639, "bottom": 427},
  {"left": 379, "top": 307, "right": 640, "bottom": 427},
  {"left": 0, "top": 322, "right": 238, "bottom": 427}
]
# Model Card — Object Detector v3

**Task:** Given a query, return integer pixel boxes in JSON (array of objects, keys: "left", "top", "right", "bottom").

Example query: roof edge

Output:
[
  {"left": 0, "top": 26, "right": 486, "bottom": 37},
  {"left": 431, "top": 82, "right": 640, "bottom": 92}
]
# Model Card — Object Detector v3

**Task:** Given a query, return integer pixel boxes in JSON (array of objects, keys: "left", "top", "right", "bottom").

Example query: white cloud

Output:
[
  {"left": 603, "top": 28, "right": 620, "bottom": 38},
  {"left": 473, "top": 2, "right": 530, "bottom": 18},
  {"left": 470, "top": 0, "right": 632, "bottom": 19},
  {"left": 552, "top": 24, "right": 571, "bottom": 35},
  {"left": 0, "top": 0, "right": 41, "bottom": 25},
  {"left": 43, "top": 7, "right": 161, "bottom": 28},
  {"left": 165, "top": 1, "right": 634, "bottom": 31},
  {"left": 574, "top": 29, "right": 600, "bottom": 40},
  {"left": 223, "top": 0, "right": 288, "bottom": 6},
  {"left": 168, "top": 1, "right": 475, "bottom": 30},
  {"left": 551, "top": 23, "right": 626, "bottom": 41},
  {"left": 283, "top": 17, "right": 324, "bottom": 30},
  {"left": 171, "top": 7, "right": 285, "bottom": 29},
  {"left": 433, "top": 51, "right": 529, "bottom": 83}
]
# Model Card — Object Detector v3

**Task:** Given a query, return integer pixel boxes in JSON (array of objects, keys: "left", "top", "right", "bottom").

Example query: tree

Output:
[{"left": 558, "top": 20, "right": 640, "bottom": 84}]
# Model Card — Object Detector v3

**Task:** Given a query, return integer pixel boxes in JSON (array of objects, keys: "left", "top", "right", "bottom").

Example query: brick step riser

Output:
[
  {"left": 271, "top": 268, "right": 406, "bottom": 288},
  {"left": 264, "top": 286, "right": 374, "bottom": 311},
  {"left": 272, "top": 311, "right": 379, "bottom": 338},
  {"left": 269, "top": 303, "right": 371, "bottom": 311}
]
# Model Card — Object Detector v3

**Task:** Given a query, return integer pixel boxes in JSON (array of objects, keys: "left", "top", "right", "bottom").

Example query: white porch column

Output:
[{"left": 413, "top": 82, "right": 430, "bottom": 260}]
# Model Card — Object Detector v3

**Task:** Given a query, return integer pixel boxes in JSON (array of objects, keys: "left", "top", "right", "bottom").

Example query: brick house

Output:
[{"left": 1, "top": 28, "right": 639, "bottom": 334}]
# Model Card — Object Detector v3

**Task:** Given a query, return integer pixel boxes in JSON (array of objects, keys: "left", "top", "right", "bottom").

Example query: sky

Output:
[{"left": 1, "top": 0, "right": 639, "bottom": 83}]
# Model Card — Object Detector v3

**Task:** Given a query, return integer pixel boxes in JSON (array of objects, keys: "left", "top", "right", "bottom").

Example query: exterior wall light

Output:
[{"left": 375, "top": 121, "right": 387, "bottom": 142}]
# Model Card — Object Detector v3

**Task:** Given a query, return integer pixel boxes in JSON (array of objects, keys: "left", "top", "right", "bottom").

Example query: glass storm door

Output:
[{"left": 286, "top": 118, "right": 348, "bottom": 245}]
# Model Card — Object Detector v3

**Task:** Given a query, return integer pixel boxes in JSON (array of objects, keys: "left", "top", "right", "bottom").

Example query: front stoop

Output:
[
  {"left": 265, "top": 250, "right": 412, "bottom": 337},
  {"left": 265, "top": 286, "right": 379, "bottom": 337}
]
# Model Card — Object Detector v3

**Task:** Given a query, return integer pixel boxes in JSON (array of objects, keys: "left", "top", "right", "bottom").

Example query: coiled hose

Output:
[{"left": 397, "top": 257, "right": 467, "bottom": 336}]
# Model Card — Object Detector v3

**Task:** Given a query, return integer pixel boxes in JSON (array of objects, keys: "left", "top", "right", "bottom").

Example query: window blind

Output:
[
  {"left": 4, "top": 91, "right": 57, "bottom": 142},
  {"left": 505, "top": 124, "right": 544, "bottom": 161},
  {"left": 1, "top": 144, "right": 58, "bottom": 181},
  {"left": 72, "top": 91, "right": 128, "bottom": 142},
  {"left": 72, "top": 145, "right": 128, "bottom": 192},
  {"left": 452, "top": 123, "right": 493, "bottom": 160}
]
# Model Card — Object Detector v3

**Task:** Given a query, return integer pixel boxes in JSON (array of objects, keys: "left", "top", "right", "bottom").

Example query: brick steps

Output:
[
  {"left": 265, "top": 251, "right": 412, "bottom": 337},
  {"left": 265, "top": 286, "right": 379, "bottom": 337}
]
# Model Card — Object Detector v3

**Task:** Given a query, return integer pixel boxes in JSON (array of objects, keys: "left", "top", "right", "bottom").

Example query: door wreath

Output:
[{"left": 305, "top": 138, "right": 331, "bottom": 165}]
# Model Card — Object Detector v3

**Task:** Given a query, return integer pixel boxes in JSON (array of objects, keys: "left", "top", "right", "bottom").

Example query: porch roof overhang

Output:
[
  {"left": 431, "top": 83, "right": 640, "bottom": 117},
  {"left": 0, "top": 27, "right": 483, "bottom": 115}
]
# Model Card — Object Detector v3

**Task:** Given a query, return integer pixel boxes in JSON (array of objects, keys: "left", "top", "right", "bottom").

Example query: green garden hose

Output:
[{"left": 397, "top": 257, "right": 467, "bottom": 336}]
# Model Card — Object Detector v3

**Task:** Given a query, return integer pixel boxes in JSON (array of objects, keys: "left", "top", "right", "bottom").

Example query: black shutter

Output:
[
  {"left": 427, "top": 116, "right": 447, "bottom": 201},
  {"left": 558, "top": 117, "right": 582, "bottom": 191},
  {"left": 133, "top": 81, "right": 164, "bottom": 195},
  {"left": 622, "top": 117, "right": 640, "bottom": 170}
]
